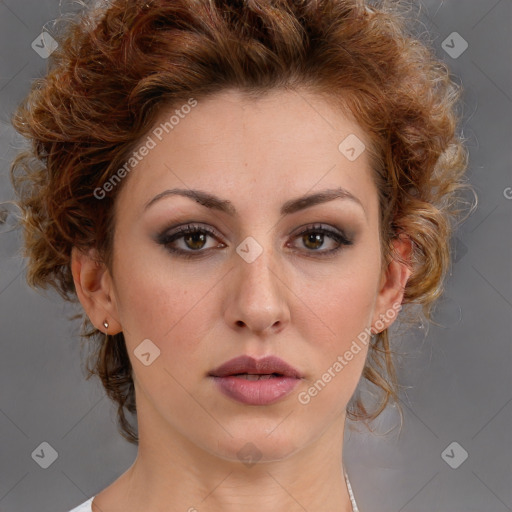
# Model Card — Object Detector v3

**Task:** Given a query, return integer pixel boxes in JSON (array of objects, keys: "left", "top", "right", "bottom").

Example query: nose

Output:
[{"left": 224, "top": 240, "right": 291, "bottom": 336}]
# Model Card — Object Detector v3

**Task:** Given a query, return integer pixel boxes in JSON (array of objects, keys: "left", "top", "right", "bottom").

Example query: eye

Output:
[
  {"left": 288, "top": 224, "right": 354, "bottom": 256},
  {"left": 157, "top": 223, "right": 354, "bottom": 259},
  {"left": 157, "top": 224, "right": 225, "bottom": 259}
]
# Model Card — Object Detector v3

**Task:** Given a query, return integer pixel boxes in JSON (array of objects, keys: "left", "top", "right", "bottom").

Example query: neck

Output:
[{"left": 115, "top": 411, "right": 354, "bottom": 511}]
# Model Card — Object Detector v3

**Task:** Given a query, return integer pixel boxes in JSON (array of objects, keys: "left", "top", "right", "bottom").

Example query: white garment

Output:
[
  {"left": 68, "top": 472, "right": 359, "bottom": 511},
  {"left": 68, "top": 496, "right": 94, "bottom": 512},
  {"left": 344, "top": 470, "right": 360, "bottom": 512}
]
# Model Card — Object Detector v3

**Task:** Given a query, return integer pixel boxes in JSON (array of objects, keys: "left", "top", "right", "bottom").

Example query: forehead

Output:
[{"left": 114, "top": 88, "right": 378, "bottom": 222}]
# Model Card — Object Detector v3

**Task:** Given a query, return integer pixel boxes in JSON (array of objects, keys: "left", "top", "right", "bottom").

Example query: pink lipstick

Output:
[{"left": 208, "top": 355, "right": 302, "bottom": 405}]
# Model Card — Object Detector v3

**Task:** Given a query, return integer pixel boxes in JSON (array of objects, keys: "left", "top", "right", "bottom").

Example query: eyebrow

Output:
[{"left": 143, "top": 186, "right": 366, "bottom": 218}]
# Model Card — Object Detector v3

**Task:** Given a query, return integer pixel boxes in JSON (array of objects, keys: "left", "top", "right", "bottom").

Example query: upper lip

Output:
[{"left": 208, "top": 355, "right": 303, "bottom": 378}]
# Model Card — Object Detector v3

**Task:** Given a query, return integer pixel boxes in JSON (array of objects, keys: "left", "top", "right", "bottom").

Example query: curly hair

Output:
[{"left": 9, "top": 0, "right": 475, "bottom": 444}]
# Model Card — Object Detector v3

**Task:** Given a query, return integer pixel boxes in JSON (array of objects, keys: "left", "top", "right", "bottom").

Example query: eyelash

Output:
[{"left": 157, "top": 223, "right": 354, "bottom": 260}]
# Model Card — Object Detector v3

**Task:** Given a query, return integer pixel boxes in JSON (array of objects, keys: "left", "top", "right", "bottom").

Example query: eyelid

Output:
[
  {"left": 157, "top": 222, "right": 351, "bottom": 244},
  {"left": 156, "top": 223, "right": 224, "bottom": 245},
  {"left": 156, "top": 221, "right": 354, "bottom": 259},
  {"left": 291, "top": 223, "right": 353, "bottom": 243}
]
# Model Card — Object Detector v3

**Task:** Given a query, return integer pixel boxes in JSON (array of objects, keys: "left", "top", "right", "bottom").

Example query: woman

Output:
[{"left": 9, "top": 0, "right": 474, "bottom": 510}]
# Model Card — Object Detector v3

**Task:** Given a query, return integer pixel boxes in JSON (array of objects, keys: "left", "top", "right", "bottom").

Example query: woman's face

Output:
[{"left": 78, "top": 88, "right": 408, "bottom": 463}]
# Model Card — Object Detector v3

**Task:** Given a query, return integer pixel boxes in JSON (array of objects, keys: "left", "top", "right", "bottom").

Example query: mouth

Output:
[
  {"left": 208, "top": 355, "right": 303, "bottom": 405},
  {"left": 230, "top": 373, "right": 285, "bottom": 380},
  {"left": 208, "top": 354, "right": 303, "bottom": 379}
]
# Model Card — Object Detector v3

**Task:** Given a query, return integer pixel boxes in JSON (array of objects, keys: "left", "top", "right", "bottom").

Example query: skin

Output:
[{"left": 71, "top": 88, "right": 412, "bottom": 512}]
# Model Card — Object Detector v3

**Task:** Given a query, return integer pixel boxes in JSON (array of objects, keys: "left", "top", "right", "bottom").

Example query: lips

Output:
[
  {"left": 208, "top": 355, "right": 303, "bottom": 406},
  {"left": 208, "top": 355, "right": 303, "bottom": 379}
]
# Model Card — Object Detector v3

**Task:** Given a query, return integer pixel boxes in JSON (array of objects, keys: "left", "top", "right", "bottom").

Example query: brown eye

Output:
[
  {"left": 182, "top": 231, "right": 208, "bottom": 250},
  {"left": 158, "top": 224, "right": 225, "bottom": 259},
  {"left": 157, "top": 222, "right": 354, "bottom": 260},
  {"left": 290, "top": 224, "right": 354, "bottom": 255},
  {"left": 302, "top": 232, "right": 325, "bottom": 250}
]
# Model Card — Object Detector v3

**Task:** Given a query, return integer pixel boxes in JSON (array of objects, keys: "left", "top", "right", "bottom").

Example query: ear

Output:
[
  {"left": 371, "top": 233, "right": 413, "bottom": 333},
  {"left": 71, "top": 246, "right": 122, "bottom": 335}
]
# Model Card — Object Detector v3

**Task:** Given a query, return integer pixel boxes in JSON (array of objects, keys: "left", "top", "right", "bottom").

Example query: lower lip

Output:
[{"left": 211, "top": 375, "right": 301, "bottom": 405}]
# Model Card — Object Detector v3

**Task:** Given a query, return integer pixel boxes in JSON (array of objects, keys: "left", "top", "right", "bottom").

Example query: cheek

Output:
[
  {"left": 300, "top": 276, "right": 374, "bottom": 388},
  {"left": 114, "top": 270, "right": 216, "bottom": 414},
  {"left": 295, "top": 272, "right": 377, "bottom": 413},
  {"left": 112, "top": 246, "right": 219, "bottom": 367},
  {"left": 298, "top": 257, "right": 381, "bottom": 347}
]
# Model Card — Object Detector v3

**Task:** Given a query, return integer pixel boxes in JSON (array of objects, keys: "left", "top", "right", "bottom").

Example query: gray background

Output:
[{"left": 0, "top": 1, "right": 511, "bottom": 511}]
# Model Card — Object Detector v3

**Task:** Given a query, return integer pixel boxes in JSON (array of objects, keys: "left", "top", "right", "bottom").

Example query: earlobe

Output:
[
  {"left": 71, "top": 246, "right": 122, "bottom": 334},
  {"left": 372, "top": 234, "right": 413, "bottom": 332}
]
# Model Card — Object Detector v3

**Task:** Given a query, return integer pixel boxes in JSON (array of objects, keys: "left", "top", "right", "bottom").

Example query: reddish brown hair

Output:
[{"left": 9, "top": 0, "right": 475, "bottom": 444}]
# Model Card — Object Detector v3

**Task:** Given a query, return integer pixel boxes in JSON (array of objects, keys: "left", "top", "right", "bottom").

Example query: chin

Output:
[
  {"left": 215, "top": 440, "right": 301, "bottom": 466},
  {"left": 200, "top": 420, "right": 306, "bottom": 465}
]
